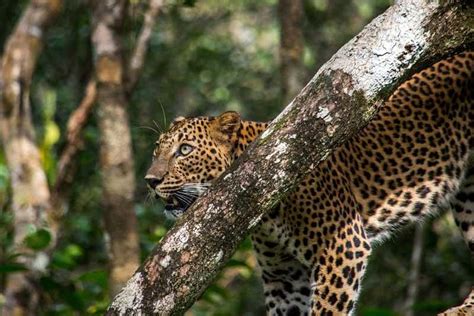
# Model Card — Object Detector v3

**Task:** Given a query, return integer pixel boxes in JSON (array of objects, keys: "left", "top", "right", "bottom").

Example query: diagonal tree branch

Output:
[
  {"left": 54, "top": 79, "right": 97, "bottom": 193},
  {"left": 126, "top": 0, "right": 165, "bottom": 93},
  {"left": 106, "top": 0, "right": 473, "bottom": 315},
  {"left": 49, "top": 79, "right": 97, "bottom": 235}
]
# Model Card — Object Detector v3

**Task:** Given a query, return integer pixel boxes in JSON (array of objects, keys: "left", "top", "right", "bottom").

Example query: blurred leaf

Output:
[
  {"left": 86, "top": 300, "right": 109, "bottom": 315},
  {"left": 201, "top": 284, "right": 228, "bottom": 304},
  {"left": 44, "top": 121, "right": 60, "bottom": 148},
  {"left": 182, "top": 0, "right": 197, "bottom": 7},
  {"left": 77, "top": 269, "right": 107, "bottom": 289},
  {"left": 413, "top": 300, "right": 453, "bottom": 313},
  {"left": 24, "top": 228, "right": 52, "bottom": 250},
  {"left": 0, "top": 164, "right": 9, "bottom": 181},
  {"left": 151, "top": 226, "right": 167, "bottom": 241},
  {"left": 65, "top": 244, "right": 84, "bottom": 258},
  {"left": 41, "top": 86, "right": 57, "bottom": 119},
  {"left": 225, "top": 258, "right": 249, "bottom": 268},
  {"left": 60, "top": 290, "right": 86, "bottom": 311},
  {"left": 52, "top": 244, "right": 84, "bottom": 269},
  {"left": 0, "top": 262, "right": 27, "bottom": 273}
]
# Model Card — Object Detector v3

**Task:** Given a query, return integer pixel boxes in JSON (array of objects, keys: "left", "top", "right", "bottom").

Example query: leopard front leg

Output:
[
  {"left": 252, "top": 217, "right": 312, "bottom": 316},
  {"left": 308, "top": 212, "right": 371, "bottom": 316}
]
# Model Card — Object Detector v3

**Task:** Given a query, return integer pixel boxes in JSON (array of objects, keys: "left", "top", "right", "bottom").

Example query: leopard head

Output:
[{"left": 145, "top": 111, "right": 241, "bottom": 219}]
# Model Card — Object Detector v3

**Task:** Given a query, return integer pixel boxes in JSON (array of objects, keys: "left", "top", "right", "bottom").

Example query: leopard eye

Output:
[{"left": 179, "top": 144, "right": 193, "bottom": 156}]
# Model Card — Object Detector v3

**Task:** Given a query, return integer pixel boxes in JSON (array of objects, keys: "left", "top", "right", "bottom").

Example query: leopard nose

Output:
[{"left": 145, "top": 175, "right": 163, "bottom": 189}]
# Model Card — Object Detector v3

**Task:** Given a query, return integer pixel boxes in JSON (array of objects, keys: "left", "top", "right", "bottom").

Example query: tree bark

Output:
[
  {"left": 0, "top": 1, "right": 62, "bottom": 315},
  {"left": 278, "top": 0, "right": 305, "bottom": 105},
  {"left": 91, "top": 0, "right": 141, "bottom": 298},
  {"left": 106, "top": 0, "right": 474, "bottom": 315}
]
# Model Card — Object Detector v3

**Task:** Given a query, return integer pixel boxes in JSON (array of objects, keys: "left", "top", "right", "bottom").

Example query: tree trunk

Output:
[
  {"left": 106, "top": 0, "right": 474, "bottom": 314},
  {"left": 0, "top": 1, "right": 62, "bottom": 315},
  {"left": 278, "top": 0, "right": 305, "bottom": 105},
  {"left": 91, "top": 0, "right": 140, "bottom": 298},
  {"left": 90, "top": 0, "right": 165, "bottom": 298}
]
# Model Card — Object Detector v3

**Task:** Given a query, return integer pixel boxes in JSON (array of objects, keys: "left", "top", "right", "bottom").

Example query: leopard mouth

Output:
[
  {"left": 164, "top": 196, "right": 186, "bottom": 212},
  {"left": 161, "top": 194, "right": 198, "bottom": 219}
]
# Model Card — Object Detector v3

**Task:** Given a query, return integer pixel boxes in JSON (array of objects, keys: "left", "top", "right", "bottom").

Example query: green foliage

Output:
[
  {"left": 24, "top": 228, "right": 52, "bottom": 251},
  {"left": 0, "top": 263, "right": 27, "bottom": 273},
  {"left": 38, "top": 85, "right": 61, "bottom": 182},
  {"left": 1, "top": 0, "right": 473, "bottom": 315}
]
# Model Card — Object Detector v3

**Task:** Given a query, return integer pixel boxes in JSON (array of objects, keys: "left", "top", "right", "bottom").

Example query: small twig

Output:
[
  {"left": 404, "top": 224, "right": 425, "bottom": 316},
  {"left": 126, "top": 0, "right": 165, "bottom": 93}
]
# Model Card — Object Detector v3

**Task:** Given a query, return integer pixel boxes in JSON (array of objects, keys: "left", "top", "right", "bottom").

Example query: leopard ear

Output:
[
  {"left": 215, "top": 111, "right": 241, "bottom": 135},
  {"left": 170, "top": 116, "right": 185, "bottom": 128}
]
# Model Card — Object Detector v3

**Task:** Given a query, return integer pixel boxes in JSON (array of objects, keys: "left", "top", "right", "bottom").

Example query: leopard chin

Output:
[{"left": 163, "top": 208, "right": 185, "bottom": 220}]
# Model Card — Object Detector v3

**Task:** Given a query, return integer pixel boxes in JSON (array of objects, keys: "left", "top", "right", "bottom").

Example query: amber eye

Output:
[{"left": 179, "top": 144, "right": 193, "bottom": 156}]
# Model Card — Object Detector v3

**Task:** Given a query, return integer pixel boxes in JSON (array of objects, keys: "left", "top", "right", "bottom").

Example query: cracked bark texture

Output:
[
  {"left": 279, "top": 0, "right": 305, "bottom": 105},
  {"left": 106, "top": 0, "right": 474, "bottom": 315},
  {"left": 0, "top": 1, "right": 62, "bottom": 315},
  {"left": 91, "top": 0, "right": 140, "bottom": 298}
]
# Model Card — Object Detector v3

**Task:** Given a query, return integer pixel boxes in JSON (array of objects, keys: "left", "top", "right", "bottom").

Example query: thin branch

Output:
[
  {"left": 126, "top": 0, "right": 165, "bottom": 93},
  {"left": 278, "top": 0, "right": 305, "bottom": 104},
  {"left": 48, "top": 79, "right": 97, "bottom": 239},
  {"left": 54, "top": 79, "right": 96, "bottom": 193}
]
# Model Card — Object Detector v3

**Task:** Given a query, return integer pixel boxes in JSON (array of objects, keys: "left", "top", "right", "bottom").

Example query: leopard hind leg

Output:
[{"left": 441, "top": 155, "right": 474, "bottom": 315}]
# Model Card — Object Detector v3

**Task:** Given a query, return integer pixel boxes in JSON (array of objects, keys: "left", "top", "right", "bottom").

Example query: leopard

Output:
[{"left": 145, "top": 52, "right": 474, "bottom": 315}]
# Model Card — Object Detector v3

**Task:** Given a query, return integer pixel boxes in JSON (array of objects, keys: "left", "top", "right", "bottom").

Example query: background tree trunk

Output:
[
  {"left": 91, "top": 0, "right": 140, "bottom": 298},
  {"left": 106, "top": 1, "right": 474, "bottom": 315},
  {"left": 90, "top": 0, "right": 165, "bottom": 298},
  {"left": 0, "top": 1, "right": 62, "bottom": 314},
  {"left": 278, "top": 0, "right": 304, "bottom": 105}
]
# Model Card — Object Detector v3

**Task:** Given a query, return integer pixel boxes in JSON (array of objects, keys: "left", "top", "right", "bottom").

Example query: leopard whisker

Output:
[
  {"left": 152, "top": 119, "right": 163, "bottom": 133},
  {"left": 137, "top": 125, "right": 160, "bottom": 135},
  {"left": 181, "top": 187, "right": 207, "bottom": 196},
  {"left": 158, "top": 100, "right": 167, "bottom": 127},
  {"left": 174, "top": 192, "right": 195, "bottom": 205},
  {"left": 176, "top": 190, "right": 199, "bottom": 200}
]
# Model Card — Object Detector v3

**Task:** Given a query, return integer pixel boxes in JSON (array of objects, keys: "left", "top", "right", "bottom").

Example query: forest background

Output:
[{"left": 0, "top": 0, "right": 473, "bottom": 315}]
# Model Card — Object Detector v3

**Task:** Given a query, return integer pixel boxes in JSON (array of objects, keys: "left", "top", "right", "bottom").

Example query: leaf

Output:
[
  {"left": 182, "top": 0, "right": 197, "bottom": 7},
  {"left": 65, "top": 244, "right": 84, "bottom": 258},
  {"left": 225, "top": 258, "right": 249, "bottom": 268},
  {"left": 52, "top": 244, "right": 84, "bottom": 269},
  {"left": 44, "top": 121, "right": 60, "bottom": 148},
  {"left": 24, "top": 228, "right": 52, "bottom": 250},
  {"left": 151, "top": 226, "right": 167, "bottom": 241},
  {"left": 0, "top": 263, "right": 27, "bottom": 273},
  {"left": 77, "top": 269, "right": 107, "bottom": 287}
]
